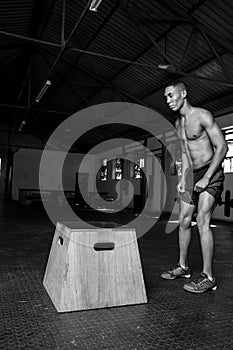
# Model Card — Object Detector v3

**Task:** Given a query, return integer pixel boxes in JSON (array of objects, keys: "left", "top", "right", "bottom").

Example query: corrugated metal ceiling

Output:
[{"left": 0, "top": 0, "right": 233, "bottom": 151}]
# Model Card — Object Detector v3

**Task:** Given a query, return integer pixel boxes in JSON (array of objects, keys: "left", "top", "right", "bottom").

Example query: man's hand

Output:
[
  {"left": 194, "top": 176, "right": 210, "bottom": 192},
  {"left": 177, "top": 179, "right": 186, "bottom": 193}
]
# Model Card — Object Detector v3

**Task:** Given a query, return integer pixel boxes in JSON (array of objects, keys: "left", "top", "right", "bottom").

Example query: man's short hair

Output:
[{"left": 165, "top": 80, "right": 188, "bottom": 93}]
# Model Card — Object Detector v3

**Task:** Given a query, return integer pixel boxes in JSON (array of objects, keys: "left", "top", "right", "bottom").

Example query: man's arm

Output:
[
  {"left": 201, "top": 110, "right": 228, "bottom": 181},
  {"left": 180, "top": 141, "right": 190, "bottom": 182},
  {"left": 175, "top": 119, "right": 191, "bottom": 192}
]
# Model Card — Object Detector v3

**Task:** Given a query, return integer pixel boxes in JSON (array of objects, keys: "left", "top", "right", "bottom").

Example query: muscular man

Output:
[{"left": 161, "top": 81, "right": 228, "bottom": 293}]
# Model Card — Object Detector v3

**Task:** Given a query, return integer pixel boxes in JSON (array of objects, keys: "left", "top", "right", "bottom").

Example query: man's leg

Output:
[
  {"left": 196, "top": 191, "right": 216, "bottom": 278},
  {"left": 183, "top": 191, "right": 217, "bottom": 293},
  {"left": 160, "top": 200, "right": 195, "bottom": 280},
  {"left": 178, "top": 200, "right": 196, "bottom": 268}
]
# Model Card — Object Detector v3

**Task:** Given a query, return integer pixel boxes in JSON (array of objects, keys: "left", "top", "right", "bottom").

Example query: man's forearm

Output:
[
  {"left": 205, "top": 145, "right": 228, "bottom": 180},
  {"left": 181, "top": 151, "right": 190, "bottom": 180}
]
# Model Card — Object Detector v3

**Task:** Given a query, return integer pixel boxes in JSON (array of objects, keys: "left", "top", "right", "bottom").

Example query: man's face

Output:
[{"left": 164, "top": 85, "right": 185, "bottom": 111}]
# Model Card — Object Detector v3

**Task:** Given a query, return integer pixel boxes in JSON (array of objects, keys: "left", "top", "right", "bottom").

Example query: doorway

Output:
[{"left": 0, "top": 154, "right": 7, "bottom": 199}]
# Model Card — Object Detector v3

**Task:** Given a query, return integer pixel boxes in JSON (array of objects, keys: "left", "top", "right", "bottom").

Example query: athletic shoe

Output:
[
  {"left": 183, "top": 272, "right": 217, "bottom": 293},
  {"left": 160, "top": 264, "right": 191, "bottom": 280}
]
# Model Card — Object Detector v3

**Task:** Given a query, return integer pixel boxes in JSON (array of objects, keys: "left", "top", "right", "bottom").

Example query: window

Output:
[
  {"left": 133, "top": 158, "right": 144, "bottom": 179},
  {"left": 100, "top": 158, "right": 108, "bottom": 181},
  {"left": 223, "top": 126, "right": 233, "bottom": 173},
  {"left": 112, "top": 158, "right": 123, "bottom": 180}
]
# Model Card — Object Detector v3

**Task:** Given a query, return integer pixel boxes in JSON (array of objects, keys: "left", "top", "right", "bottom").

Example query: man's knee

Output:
[
  {"left": 179, "top": 214, "right": 192, "bottom": 229},
  {"left": 196, "top": 212, "right": 210, "bottom": 230}
]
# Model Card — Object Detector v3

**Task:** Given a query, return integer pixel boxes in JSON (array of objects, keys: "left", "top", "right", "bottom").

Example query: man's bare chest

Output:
[{"left": 181, "top": 119, "right": 204, "bottom": 141}]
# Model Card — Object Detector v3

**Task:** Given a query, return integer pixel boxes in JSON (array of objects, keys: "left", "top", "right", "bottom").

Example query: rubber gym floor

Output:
[{"left": 0, "top": 200, "right": 233, "bottom": 350}]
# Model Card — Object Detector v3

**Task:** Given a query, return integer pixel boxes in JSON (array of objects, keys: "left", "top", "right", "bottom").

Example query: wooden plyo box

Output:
[{"left": 43, "top": 221, "right": 147, "bottom": 312}]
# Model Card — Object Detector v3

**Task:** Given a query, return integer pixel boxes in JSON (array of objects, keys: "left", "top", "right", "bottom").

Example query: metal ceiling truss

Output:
[
  {"left": 126, "top": 12, "right": 175, "bottom": 68},
  {"left": 0, "top": 30, "right": 169, "bottom": 69},
  {"left": 126, "top": 3, "right": 233, "bottom": 85},
  {"left": 0, "top": 102, "right": 68, "bottom": 116},
  {"left": 140, "top": 56, "right": 233, "bottom": 102},
  {"left": 198, "top": 25, "right": 233, "bottom": 84},
  {"left": 177, "top": 24, "right": 197, "bottom": 71},
  {"left": 38, "top": 49, "right": 90, "bottom": 105},
  {"left": 0, "top": 0, "right": 213, "bottom": 124},
  {"left": 155, "top": 0, "right": 233, "bottom": 58},
  {"left": 1, "top": 0, "right": 233, "bottom": 138},
  {"left": 1, "top": 27, "right": 233, "bottom": 119},
  {"left": 38, "top": 1, "right": 120, "bottom": 113},
  {"left": 17, "top": 0, "right": 51, "bottom": 107},
  {"left": 74, "top": 67, "right": 171, "bottom": 122},
  {"left": 15, "top": 0, "right": 93, "bottom": 132},
  {"left": 66, "top": 3, "right": 233, "bottom": 115},
  {"left": 108, "top": 11, "right": 191, "bottom": 81}
]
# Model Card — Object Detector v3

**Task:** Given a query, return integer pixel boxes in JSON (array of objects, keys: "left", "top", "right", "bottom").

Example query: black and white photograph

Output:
[{"left": 0, "top": 1, "right": 233, "bottom": 349}]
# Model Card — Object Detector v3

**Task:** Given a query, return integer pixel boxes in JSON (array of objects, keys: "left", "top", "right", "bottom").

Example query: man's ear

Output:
[{"left": 181, "top": 89, "right": 187, "bottom": 98}]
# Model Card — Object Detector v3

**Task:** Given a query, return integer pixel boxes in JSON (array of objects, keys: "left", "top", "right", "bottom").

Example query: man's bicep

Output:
[
  {"left": 205, "top": 121, "right": 226, "bottom": 147},
  {"left": 201, "top": 111, "right": 225, "bottom": 147}
]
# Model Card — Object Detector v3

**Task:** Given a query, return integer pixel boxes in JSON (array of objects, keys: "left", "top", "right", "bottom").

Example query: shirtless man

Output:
[{"left": 161, "top": 81, "right": 228, "bottom": 293}]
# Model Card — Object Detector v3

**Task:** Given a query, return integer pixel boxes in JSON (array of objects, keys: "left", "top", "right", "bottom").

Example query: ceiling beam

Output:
[
  {"left": 16, "top": 0, "right": 57, "bottom": 108},
  {"left": 139, "top": 50, "right": 233, "bottom": 101},
  {"left": 198, "top": 25, "right": 233, "bottom": 83},
  {"left": 108, "top": 0, "right": 201, "bottom": 81},
  {"left": 74, "top": 67, "right": 174, "bottom": 124},
  {"left": 0, "top": 102, "right": 68, "bottom": 115},
  {"left": 154, "top": 0, "right": 233, "bottom": 57},
  {"left": 34, "top": 1, "right": 120, "bottom": 109},
  {"left": 16, "top": 0, "right": 93, "bottom": 132}
]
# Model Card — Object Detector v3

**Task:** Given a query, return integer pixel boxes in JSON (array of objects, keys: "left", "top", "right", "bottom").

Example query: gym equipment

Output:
[
  {"left": 216, "top": 190, "right": 233, "bottom": 217},
  {"left": 43, "top": 221, "right": 147, "bottom": 312}
]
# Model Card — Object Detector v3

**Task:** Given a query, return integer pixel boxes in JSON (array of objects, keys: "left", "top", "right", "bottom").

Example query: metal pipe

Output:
[{"left": 61, "top": 0, "right": 66, "bottom": 46}]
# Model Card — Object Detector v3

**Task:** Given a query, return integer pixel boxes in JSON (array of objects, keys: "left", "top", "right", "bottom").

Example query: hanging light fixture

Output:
[
  {"left": 157, "top": 34, "right": 170, "bottom": 70},
  {"left": 35, "top": 80, "right": 51, "bottom": 103},
  {"left": 89, "top": 0, "right": 103, "bottom": 12},
  {"left": 18, "top": 120, "right": 26, "bottom": 132},
  {"left": 157, "top": 62, "right": 170, "bottom": 70}
]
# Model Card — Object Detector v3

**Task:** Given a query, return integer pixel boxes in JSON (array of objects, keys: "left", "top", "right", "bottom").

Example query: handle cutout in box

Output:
[
  {"left": 58, "top": 236, "right": 64, "bottom": 246},
  {"left": 94, "top": 242, "right": 115, "bottom": 251}
]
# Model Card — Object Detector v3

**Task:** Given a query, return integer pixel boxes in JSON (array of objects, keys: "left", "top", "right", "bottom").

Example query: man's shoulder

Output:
[
  {"left": 192, "top": 106, "right": 212, "bottom": 117},
  {"left": 192, "top": 107, "right": 216, "bottom": 131}
]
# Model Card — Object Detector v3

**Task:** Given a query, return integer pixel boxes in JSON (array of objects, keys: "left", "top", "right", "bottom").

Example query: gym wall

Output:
[{"left": 12, "top": 148, "right": 95, "bottom": 201}]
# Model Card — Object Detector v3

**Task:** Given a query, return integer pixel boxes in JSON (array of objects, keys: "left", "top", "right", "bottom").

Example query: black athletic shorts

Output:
[{"left": 179, "top": 163, "right": 224, "bottom": 206}]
